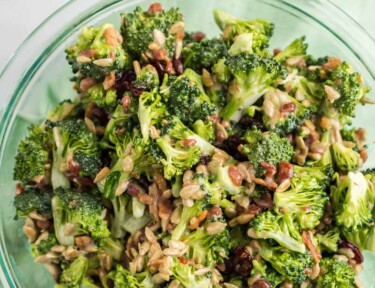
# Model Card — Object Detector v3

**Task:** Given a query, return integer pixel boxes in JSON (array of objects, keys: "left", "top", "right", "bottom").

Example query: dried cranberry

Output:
[
  {"left": 223, "top": 135, "right": 247, "bottom": 161},
  {"left": 225, "top": 246, "right": 253, "bottom": 276},
  {"left": 199, "top": 155, "right": 212, "bottom": 165},
  {"left": 239, "top": 113, "right": 265, "bottom": 130},
  {"left": 173, "top": 56, "right": 184, "bottom": 75},
  {"left": 278, "top": 161, "right": 294, "bottom": 183},
  {"left": 253, "top": 192, "right": 274, "bottom": 209},
  {"left": 280, "top": 102, "right": 296, "bottom": 113}
]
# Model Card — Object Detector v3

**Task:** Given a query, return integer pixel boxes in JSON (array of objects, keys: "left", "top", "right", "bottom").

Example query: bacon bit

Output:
[
  {"left": 188, "top": 210, "right": 208, "bottom": 230},
  {"left": 247, "top": 204, "right": 263, "bottom": 215},
  {"left": 158, "top": 197, "right": 173, "bottom": 220},
  {"left": 104, "top": 27, "right": 120, "bottom": 46},
  {"left": 103, "top": 72, "right": 116, "bottom": 90},
  {"left": 192, "top": 31, "right": 205, "bottom": 42},
  {"left": 164, "top": 60, "right": 174, "bottom": 74},
  {"left": 360, "top": 147, "right": 368, "bottom": 164},
  {"left": 153, "top": 173, "right": 168, "bottom": 192},
  {"left": 253, "top": 192, "right": 274, "bottom": 209},
  {"left": 273, "top": 48, "right": 281, "bottom": 56},
  {"left": 319, "top": 116, "right": 331, "bottom": 129},
  {"left": 80, "top": 78, "right": 97, "bottom": 92},
  {"left": 148, "top": 2, "right": 162, "bottom": 14},
  {"left": 228, "top": 166, "right": 244, "bottom": 186},
  {"left": 148, "top": 183, "right": 161, "bottom": 223},
  {"left": 153, "top": 48, "right": 168, "bottom": 61},
  {"left": 16, "top": 183, "right": 25, "bottom": 195},
  {"left": 68, "top": 160, "right": 80, "bottom": 178},
  {"left": 79, "top": 49, "right": 97, "bottom": 59},
  {"left": 138, "top": 194, "right": 154, "bottom": 205},
  {"left": 302, "top": 230, "right": 321, "bottom": 263},
  {"left": 322, "top": 56, "right": 342, "bottom": 71},
  {"left": 85, "top": 101, "right": 94, "bottom": 119},
  {"left": 280, "top": 102, "right": 296, "bottom": 113},
  {"left": 278, "top": 161, "right": 294, "bottom": 184},
  {"left": 127, "top": 183, "right": 141, "bottom": 197},
  {"left": 122, "top": 95, "right": 131, "bottom": 113},
  {"left": 261, "top": 162, "right": 278, "bottom": 190},
  {"left": 178, "top": 256, "right": 189, "bottom": 265},
  {"left": 181, "top": 139, "right": 197, "bottom": 147},
  {"left": 355, "top": 128, "right": 366, "bottom": 146}
]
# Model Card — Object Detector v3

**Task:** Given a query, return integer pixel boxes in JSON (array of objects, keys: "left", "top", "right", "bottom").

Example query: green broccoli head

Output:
[
  {"left": 104, "top": 265, "right": 153, "bottom": 288},
  {"left": 133, "top": 64, "right": 160, "bottom": 91},
  {"left": 164, "top": 69, "right": 216, "bottom": 126},
  {"left": 13, "top": 186, "right": 52, "bottom": 219},
  {"left": 220, "top": 52, "right": 287, "bottom": 122},
  {"left": 192, "top": 119, "right": 215, "bottom": 142},
  {"left": 262, "top": 89, "right": 313, "bottom": 134},
  {"left": 47, "top": 119, "right": 101, "bottom": 187},
  {"left": 99, "top": 237, "right": 125, "bottom": 262},
  {"left": 52, "top": 187, "right": 110, "bottom": 246},
  {"left": 46, "top": 100, "right": 77, "bottom": 122},
  {"left": 241, "top": 127, "right": 294, "bottom": 176},
  {"left": 259, "top": 243, "right": 314, "bottom": 285},
  {"left": 331, "top": 171, "right": 374, "bottom": 231},
  {"left": 248, "top": 211, "right": 306, "bottom": 253},
  {"left": 324, "top": 61, "right": 369, "bottom": 117},
  {"left": 182, "top": 38, "right": 228, "bottom": 72},
  {"left": 65, "top": 23, "right": 131, "bottom": 79},
  {"left": 13, "top": 125, "right": 50, "bottom": 185},
  {"left": 330, "top": 142, "right": 361, "bottom": 172},
  {"left": 213, "top": 9, "right": 274, "bottom": 52},
  {"left": 59, "top": 256, "right": 99, "bottom": 287},
  {"left": 315, "top": 258, "right": 356, "bottom": 288},
  {"left": 183, "top": 226, "right": 229, "bottom": 267},
  {"left": 343, "top": 224, "right": 375, "bottom": 252},
  {"left": 251, "top": 259, "right": 285, "bottom": 288},
  {"left": 171, "top": 258, "right": 212, "bottom": 288},
  {"left": 137, "top": 89, "right": 167, "bottom": 142},
  {"left": 121, "top": 5, "right": 183, "bottom": 59},
  {"left": 274, "top": 165, "right": 331, "bottom": 229},
  {"left": 316, "top": 229, "right": 341, "bottom": 253},
  {"left": 31, "top": 233, "right": 57, "bottom": 257},
  {"left": 274, "top": 36, "right": 308, "bottom": 62},
  {"left": 86, "top": 84, "right": 118, "bottom": 113}
]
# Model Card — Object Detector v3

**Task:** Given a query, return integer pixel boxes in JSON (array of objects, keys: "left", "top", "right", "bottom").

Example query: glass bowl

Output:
[{"left": 1, "top": 0, "right": 375, "bottom": 287}]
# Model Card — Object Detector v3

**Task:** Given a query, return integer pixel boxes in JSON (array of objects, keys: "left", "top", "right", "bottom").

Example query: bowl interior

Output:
[{"left": 1, "top": 0, "right": 375, "bottom": 287}]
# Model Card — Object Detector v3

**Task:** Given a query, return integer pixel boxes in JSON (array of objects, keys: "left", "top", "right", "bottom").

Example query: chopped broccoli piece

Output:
[
  {"left": 171, "top": 258, "right": 212, "bottom": 288},
  {"left": 316, "top": 229, "right": 341, "bottom": 252},
  {"left": 248, "top": 211, "right": 306, "bottom": 253},
  {"left": 99, "top": 237, "right": 125, "bottom": 261},
  {"left": 31, "top": 233, "right": 57, "bottom": 257},
  {"left": 182, "top": 38, "right": 228, "bottom": 72},
  {"left": 133, "top": 64, "right": 160, "bottom": 91},
  {"left": 66, "top": 23, "right": 131, "bottom": 79},
  {"left": 274, "top": 37, "right": 308, "bottom": 62},
  {"left": 13, "top": 186, "right": 52, "bottom": 219},
  {"left": 241, "top": 127, "right": 294, "bottom": 176},
  {"left": 251, "top": 259, "right": 284, "bottom": 287},
  {"left": 343, "top": 224, "right": 375, "bottom": 252},
  {"left": 52, "top": 187, "right": 110, "bottom": 246},
  {"left": 331, "top": 171, "right": 374, "bottom": 231},
  {"left": 59, "top": 256, "right": 93, "bottom": 287},
  {"left": 315, "top": 258, "right": 356, "bottom": 288},
  {"left": 220, "top": 52, "right": 287, "bottom": 122},
  {"left": 274, "top": 165, "right": 331, "bottom": 229},
  {"left": 46, "top": 100, "right": 77, "bottom": 122},
  {"left": 213, "top": 9, "right": 274, "bottom": 51},
  {"left": 262, "top": 89, "right": 313, "bottom": 134},
  {"left": 163, "top": 69, "right": 216, "bottom": 126},
  {"left": 213, "top": 58, "right": 231, "bottom": 84},
  {"left": 86, "top": 84, "right": 118, "bottom": 113},
  {"left": 330, "top": 142, "right": 360, "bottom": 172},
  {"left": 192, "top": 119, "right": 215, "bottom": 142},
  {"left": 13, "top": 125, "right": 50, "bottom": 185},
  {"left": 121, "top": 5, "right": 183, "bottom": 59},
  {"left": 105, "top": 264, "right": 153, "bottom": 288}
]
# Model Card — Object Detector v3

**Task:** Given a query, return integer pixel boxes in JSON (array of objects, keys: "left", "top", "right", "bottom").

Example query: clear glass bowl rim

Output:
[{"left": 1, "top": 0, "right": 375, "bottom": 287}]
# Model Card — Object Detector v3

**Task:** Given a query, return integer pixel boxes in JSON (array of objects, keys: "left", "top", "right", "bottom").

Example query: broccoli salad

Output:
[{"left": 13, "top": 3, "right": 375, "bottom": 287}]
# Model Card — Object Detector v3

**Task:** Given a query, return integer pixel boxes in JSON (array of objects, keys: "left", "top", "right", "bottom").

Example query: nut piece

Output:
[
  {"left": 206, "top": 221, "right": 227, "bottom": 235},
  {"left": 93, "top": 58, "right": 113, "bottom": 67},
  {"left": 23, "top": 217, "right": 38, "bottom": 243}
]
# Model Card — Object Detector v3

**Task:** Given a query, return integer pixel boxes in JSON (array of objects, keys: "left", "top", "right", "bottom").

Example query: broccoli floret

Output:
[
  {"left": 213, "top": 58, "right": 231, "bottom": 84},
  {"left": 213, "top": 9, "right": 274, "bottom": 51},
  {"left": 105, "top": 265, "right": 153, "bottom": 288},
  {"left": 160, "top": 116, "right": 216, "bottom": 156},
  {"left": 220, "top": 52, "right": 287, "bottom": 122},
  {"left": 171, "top": 198, "right": 209, "bottom": 241},
  {"left": 13, "top": 186, "right": 52, "bottom": 219},
  {"left": 46, "top": 100, "right": 77, "bottom": 122},
  {"left": 251, "top": 259, "right": 284, "bottom": 288},
  {"left": 192, "top": 119, "right": 215, "bottom": 142},
  {"left": 183, "top": 226, "right": 229, "bottom": 267},
  {"left": 137, "top": 89, "right": 166, "bottom": 142},
  {"left": 208, "top": 163, "right": 244, "bottom": 195},
  {"left": 324, "top": 61, "right": 369, "bottom": 117},
  {"left": 274, "top": 37, "right": 308, "bottom": 62},
  {"left": 316, "top": 229, "right": 341, "bottom": 252},
  {"left": 133, "top": 64, "right": 160, "bottom": 91},
  {"left": 343, "top": 224, "right": 375, "bottom": 252},
  {"left": 259, "top": 243, "right": 313, "bottom": 285},
  {"left": 315, "top": 258, "right": 356, "bottom": 288},
  {"left": 182, "top": 38, "right": 228, "bottom": 72},
  {"left": 31, "top": 233, "right": 57, "bottom": 257},
  {"left": 52, "top": 187, "right": 110, "bottom": 246},
  {"left": 65, "top": 23, "right": 131, "bottom": 79},
  {"left": 163, "top": 69, "right": 216, "bottom": 125},
  {"left": 47, "top": 119, "right": 101, "bottom": 188},
  {"left": 248, "top": 211, "right": 306, "bottom": 253},
  {"left": 86, "top": 84, "right": 118, "bottom": 113},
  {"left": 331, "top": 171, "right": 374, "bottom": 231},
  {"left": 330, "top": 142, "right": 361, "bottom": 172},
  {"left": 171, "top": 258, "right": 212, "bottom": 288},
  {"left": 99, "top": 238, "right": 125, "bottom": 262},
  {"left": 59, "top": 256, "right": 94, "bottom": 288},
  {"left": 121, "top": 5, "right": 183, "bottom": 59},
  {"left": 13, "top": 125, "right": 50, "bottom": 185},
  {"left": 274, "top": 165, "right": 330, "bottom": 229},
  {"left": 262, "top": 89, "right": 313, "bottom": 134},
  {"left": 241, "top": 127, "right": 294, "bottom": 176}
]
